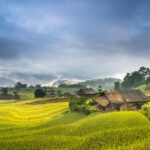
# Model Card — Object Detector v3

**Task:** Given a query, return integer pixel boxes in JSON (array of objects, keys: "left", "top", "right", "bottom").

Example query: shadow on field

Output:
[
  {"left": 0, "top": 100, "right": 18, "bottom": 104},
  {"left": 26, "top": 98, "right": 69, "bottom": 105}
]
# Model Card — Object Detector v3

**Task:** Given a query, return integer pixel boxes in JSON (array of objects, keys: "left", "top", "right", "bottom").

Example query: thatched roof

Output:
[
  {"left": 105, "top": 91, "right": 125, "bottom": 103},
  {"left": 119, "top": 90, "right": 149, "bottom": 102},
  {"left": 95, "top": 95, "right": 109, "bottom": 107},
  {"left": 63, "top": 93, "right": 73, "bottom": 97},
  {"left": 76, "top": 88, "right": 97, "bottom": 95},
  {"left": 46, "top": 89, "right": 56, "bottom": 92},
  {"left": 95, "top": 90, "right": 150, "bottom": 107}
]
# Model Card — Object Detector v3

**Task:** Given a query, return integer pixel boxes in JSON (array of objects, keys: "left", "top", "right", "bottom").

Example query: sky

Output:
[{"left": 0, "top": 0, "right": 150, "bottom": 79}]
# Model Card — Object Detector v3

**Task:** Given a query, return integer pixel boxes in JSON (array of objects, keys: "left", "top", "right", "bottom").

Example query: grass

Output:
[
  {"left": 136, "top": 84, "right": 150, "bottom": 96},
  {"left": 141, "top": 102, "right": 150, "bottom": 120},
  {"left": 58, "top": 87, "right": 80, "bottom": 94},
  {"left": 0, "top": 99, "right": 150, "bottom": 150}
]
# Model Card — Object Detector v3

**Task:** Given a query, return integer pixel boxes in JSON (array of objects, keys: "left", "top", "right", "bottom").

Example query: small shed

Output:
[
  {"left": 76, "top": 88, "right": 98, "bottom": 97},
  {"left": 45, "top": 88, "right": 56, "bottom": 97},
  {"left": 63, "top": 92, "right": 73, "bottom": 98}
]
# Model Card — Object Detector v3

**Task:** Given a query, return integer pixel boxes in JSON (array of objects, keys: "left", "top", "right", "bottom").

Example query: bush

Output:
[
  {"left": 34, "top": 89, "right": 46, "bottom": 98},
  {"left": 141, "top": 103, "right": 150, "bottom": 120},
  {"left": 77, "top": 104, "right": 97, "bottom": 115},
  {"left": 1, "top": 88, "right": 8, "bottom": 95},
  {"left": 69, "top": 97, "right": 96, "bottom": 115}
]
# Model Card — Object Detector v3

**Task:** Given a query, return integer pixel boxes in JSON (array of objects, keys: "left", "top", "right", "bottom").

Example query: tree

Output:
[
  {"left": 113, "top": 66, "right": 150, "bottom": 90},
  {"left": 146, "top": 76, "right": 150, "bottom": 85},
  {"left": 139, "top": 67, "right": 150, "bottom": 79},
  {"left": 34, "top": 89, "right": 46, "bottom": 98},
  {"left": 114, "top": 81, "right": 121, "bottom": 90},
  {"left": 36, "top": 85, "right": 41, "bottom": 89},
  {"left": 69, "top": 96, "right": 96, "bottom": 115},
  {"left": 57, "top": 89, "right": 62, "bottom": 97},
  {"left": 1, "top": 88, "right": 8, "bottom": 95},
  {"left": 15, "top": 82, "right": 27, "bottom": 90},
  {"left": 98, "top": 85, "right": 103, "bottom": 94},
  {"left": 121, "top": 71, "right": 144, "bottom": 89},
  {"left": 13, "top": 91, "right": 20, "bottom": 100}
]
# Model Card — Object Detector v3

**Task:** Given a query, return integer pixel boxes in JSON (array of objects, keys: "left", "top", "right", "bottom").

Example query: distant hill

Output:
[
  {"left": 0, "top": 72, "right": 57, "bottom": 87},
  {"left": 80, "top": 78, "right": 120, "bottom": 89},
  {"left": 50, "top": 78, "right": 120, "bottom": 89},
  {"left": 0, "top": 72, "right": 119, "bottom": 89}
]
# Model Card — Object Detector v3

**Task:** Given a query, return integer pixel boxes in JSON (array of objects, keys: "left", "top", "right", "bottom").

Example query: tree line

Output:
[{"left": 114, "top": 67, "right": 150, "bottom": 90}]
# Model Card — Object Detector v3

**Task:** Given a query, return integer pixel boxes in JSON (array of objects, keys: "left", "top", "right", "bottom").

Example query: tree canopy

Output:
[{"left": 114, "top": 67, "right": 150, "bottom": 90}]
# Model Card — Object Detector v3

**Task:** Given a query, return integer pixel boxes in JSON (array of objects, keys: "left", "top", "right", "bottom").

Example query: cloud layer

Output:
[{"left": 0, "top": 0, "right": 150, "bottom": 78}]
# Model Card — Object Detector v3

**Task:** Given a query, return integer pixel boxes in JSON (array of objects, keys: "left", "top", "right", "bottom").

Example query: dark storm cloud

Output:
[
  {"left": 0, "top": 0, "right": 150, "bottom": 77},
  {"left": 0, "top": 37, "right": 27, "bottom": 58}
]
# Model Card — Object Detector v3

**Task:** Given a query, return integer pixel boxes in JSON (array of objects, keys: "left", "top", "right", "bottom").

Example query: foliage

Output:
[
  {"left": 0, "top": 99, "right": 150, "bottom": 150},
  {"left": 35, "top": 85, "right": 41, "bottom": 89},
  {"left": 141, "top": 102, "right": 150, "bottom": 120},
  {"left": 114, "top": 81, "right": 121, "bottom": 90},
  {"left": 69, "top": 97, "right": 96, "bottom": 114},
  {"left": 115, "top": 67, "right": 150, "bottom": 90},
  {"left": 18, "top": 89, "right": 34, "bottom": 100},
  {"left": 98, "top": 85, "right": 103, "bottom": 94},
  {"left": 34, "top": 89, "right": 46, "bottom": 98},
  {"left": 13, "top": 91, "right": 20, "bottom": 100},
  {"left": 1, "top": 88, "right": 8, "bottom": 95},
  {"left": 57, "top": 89, "right": 62, "bottom": 97},
  {"left": 122, "top": 71, "right": 144, "bottom": 89},
  {"left": 59, "top": 83, "right": 85, "bottom": 88},
  {"left": 15, "top": 82, "right": 27, "bottom": 90}
]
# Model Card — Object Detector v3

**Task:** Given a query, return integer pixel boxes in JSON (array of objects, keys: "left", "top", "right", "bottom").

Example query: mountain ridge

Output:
[{"left": 0, "top": 72, "right": 119, "bottom": 89}]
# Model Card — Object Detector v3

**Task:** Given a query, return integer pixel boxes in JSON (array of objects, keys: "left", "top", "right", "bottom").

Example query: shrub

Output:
[
  {"left": 1, "top": 88, "right": 8, "bottom": 95},
  {"left": 141, "top": 103, "right": 150, "bottom": 120},
  {"left": 34, "top": 89, "right": 46, "bottom": 98},
  {"left": 77, "top": 104, "right": 97, "bottom": 115},
  {"left": 69, "top": 97, "right": 96, "bottom": 115},
  {"left": 69, "top": 99, "right": 79, "bottom": 112}
]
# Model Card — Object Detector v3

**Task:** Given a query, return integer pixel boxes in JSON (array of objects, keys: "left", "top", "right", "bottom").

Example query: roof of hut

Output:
[
  {"left": 105, "top": 91, "right": 125, "bottom": 104},
  {"left": 76, "top": 88, "right": 97, "bottom": 95},
  {"left": 46, "top": 88, "right": 56, "bottom": 92},
  {"left": 119, "top": 90, "right": 150, "bottom": 102},
  {"left": 95, "top": 95, "right": 109, "bottom": 107},
  {"left": 95, "top": 90, "right": 150, "bottom": 107},
  {"left": 63, "top": 92, "right": 73, "bottom": 97}
]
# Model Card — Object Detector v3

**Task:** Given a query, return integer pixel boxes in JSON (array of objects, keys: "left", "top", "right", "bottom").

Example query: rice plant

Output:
[{"left": 0, "top": 99, "right": 149, "bottom": 150}]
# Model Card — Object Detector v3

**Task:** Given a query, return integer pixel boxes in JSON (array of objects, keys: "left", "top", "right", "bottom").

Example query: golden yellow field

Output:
[{"left": 0, "top": 99, "right": 150, "bottom": 150}]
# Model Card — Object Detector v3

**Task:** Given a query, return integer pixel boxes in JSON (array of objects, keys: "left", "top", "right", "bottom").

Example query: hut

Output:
[
  {"left": 45, "top": 88, "right": 56, "bottom": 97},
  {"left": 95, "top": 90, "right": 150, "bottom": 111},
  {"left": 63, "top": 92, "right": 74, "bottom": 98},
  {"left": 95, "top": 91, "right": 126, "bottom": 111},
  {"left": 120, "top": 90, "right": 150, "bottom": 109},
  {"left": 95, "top": 95, "right": 109, "bottom": 110},
  {"left": 76, "top": 88, "right": 98, "bottom": 97}
]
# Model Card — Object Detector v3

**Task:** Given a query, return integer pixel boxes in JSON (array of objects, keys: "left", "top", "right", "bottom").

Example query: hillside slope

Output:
[
  {"left": 80, "top": 78, "right": 120, "bottom": 89},
  {"left": 0, "top": 99, "right": 150, "bottom": 150}
]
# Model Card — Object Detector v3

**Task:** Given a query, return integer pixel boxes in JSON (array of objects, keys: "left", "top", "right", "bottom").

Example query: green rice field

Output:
[{"left": 0, "top": 99, "right": 150, "bottom": 150}]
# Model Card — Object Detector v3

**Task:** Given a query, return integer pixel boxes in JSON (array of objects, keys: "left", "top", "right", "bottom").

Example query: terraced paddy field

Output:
[{"left": 0, "top": 99, "right": 150, "bottom": 150}]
